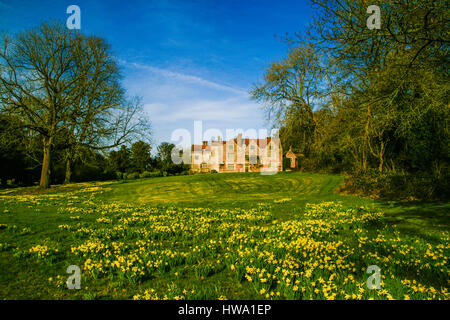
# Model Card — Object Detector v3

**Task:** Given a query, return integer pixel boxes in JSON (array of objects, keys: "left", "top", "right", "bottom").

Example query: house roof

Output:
[
  {"left": 191, "top": 144, "right": 211, "bottom": 151},
  {"left": 285, "top": 146, "right": 304, "bottom": 157},
  {"left": 192, "top": 137, "right": 280, "bottom": 151}
]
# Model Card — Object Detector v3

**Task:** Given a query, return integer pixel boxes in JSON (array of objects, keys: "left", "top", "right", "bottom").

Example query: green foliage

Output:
[
  {"left": 0, "top": 114, "right": 33, "bottom": 186},
  {"left": 251, "top": 1, "right": 449, "bottom": 200},
  {"left": 282, "top": 157, "right": 292, "bottom": 171},
  {"left": 115, "top": 171, "right": 123, "bottom": 180},
  {"left": 108, "top": 146, "right": 131, "bottom": 173},
  {"left": 130, "top": 141, "right": 151, "bottom": 173},
  {"left": 123, "top": 172, "right": 138, "bottom": 180},
  {"left": 138, "top": 171, "right": 152, "bottom": 179},
  {"left": 340, "top": 170, "right": 450, "bottom": 201}
]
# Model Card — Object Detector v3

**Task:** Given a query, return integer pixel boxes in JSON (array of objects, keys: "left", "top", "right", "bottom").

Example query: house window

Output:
[
  {"left": 194, "top": 155, "right": 199, "bottom": 160},
  {"left": 227, "top": 153, "right": 234, "bottom": 159},
  {"left": 227, "top": 164, "right": 234, "bottom": 170},
  {"left": 228, "top": 144, "right": 234, "bottom": 151},
  {"left": 249, "top": 155, "right": 258, "bottom": 164}
]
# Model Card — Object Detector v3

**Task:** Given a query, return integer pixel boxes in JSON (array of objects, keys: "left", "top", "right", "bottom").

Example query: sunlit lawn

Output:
[{"left": 0, "top": 172, "right": 448, "bottom": 299}]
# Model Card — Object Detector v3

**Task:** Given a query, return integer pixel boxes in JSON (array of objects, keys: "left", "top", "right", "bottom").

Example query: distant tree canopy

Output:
[
  {"left": 0, "top": 21, "right": 150, "bottom": 188},
  {"left": 155, "top": 142, "right": 189, "bottom": 175},
  {"left": 108, "top": 145, "right": 132, "bottom": 174},
  {"left": 252, "top": 0, "right": 449, "bottom": 181},
  {"left": 157, "top": 142, "right": 175, "bottom": 163},
  {"left": 131, "top": 140, "right": 152, "bottom": 173},
  {"left": 104, "top": 141, "right": 187, "bottom": 178}
]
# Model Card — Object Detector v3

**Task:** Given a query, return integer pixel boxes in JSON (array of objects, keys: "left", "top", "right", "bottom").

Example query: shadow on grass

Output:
[{"left": 376, "top": 200, "right": 450, "bottom": 244}]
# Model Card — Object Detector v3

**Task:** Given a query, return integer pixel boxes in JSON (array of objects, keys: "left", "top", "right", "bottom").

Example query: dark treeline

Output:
[
  {"left": 0, "top": 124, "right": 188, "bottom": 186},
  {"left": 107, "top": 141, "right": 189, "bottom": 181},
  {"left": 252, "top": 0, "right": 449, "bottom": 200}
]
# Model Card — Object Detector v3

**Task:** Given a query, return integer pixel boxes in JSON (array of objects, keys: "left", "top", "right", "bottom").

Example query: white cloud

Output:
[
  {"left": 120, "top": 60, "right": 247, "bottom": 96},
  {"left": 144, "top": 97, "right": 259, "bottom": 122},
  {"left": 120, "top": 59, "right": 267, "bottom": 145}
]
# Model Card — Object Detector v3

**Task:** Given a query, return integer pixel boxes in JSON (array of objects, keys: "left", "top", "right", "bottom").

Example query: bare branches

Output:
[
  {"left": 0, "top": 21, "right": 151, "bottom": 187},
  {"left": 251, "top": 45, "right": 325, "bottom": 126}
]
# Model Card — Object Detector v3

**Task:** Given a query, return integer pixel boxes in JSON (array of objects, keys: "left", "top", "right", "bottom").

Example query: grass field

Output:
[{"left": 0, "top": 172, "right": 448, "bottom": 300}]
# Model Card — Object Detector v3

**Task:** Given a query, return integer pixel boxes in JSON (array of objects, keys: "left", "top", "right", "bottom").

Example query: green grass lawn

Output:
[{"left": 0, "top": 172, "right": 448, "bottom": 300}]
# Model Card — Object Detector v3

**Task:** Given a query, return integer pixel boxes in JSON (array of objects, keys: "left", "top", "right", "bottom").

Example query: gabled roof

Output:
[
  {"left": 285, "top": 146, "right": 304, "bottom": 157},
  {"left": 191, "top": 144, "right": 211, "bottom": 151},
  {"left": 234, "top": 137, "right": 276, "bottom": 147},
  {"left": 192, "top": 137, "right": 280, "bottom": 150}
]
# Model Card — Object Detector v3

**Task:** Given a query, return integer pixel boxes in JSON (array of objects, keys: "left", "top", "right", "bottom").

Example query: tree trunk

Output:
[
  {"left": 379, "top": 141, "right": 385, "bottom": 173},
  {"left": 39, "top": 136, "right": 52, "bottom": 188},
  {"left": 363, "top": 106, "right": 370, "bottom": 172},
  {"left": 64, "top": 155, "right": 72, "bottom": 184},
  {"left": 362, "top": 143, "right": 368, "bottom": 171}
]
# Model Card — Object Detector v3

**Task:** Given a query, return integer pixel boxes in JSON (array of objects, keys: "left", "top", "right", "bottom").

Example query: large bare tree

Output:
[
  {"left": 0, "top": 21, "right": 149, "bottom": 187},
  {"left": 61, "top": 36, "right": 149, "bottom": 184}
]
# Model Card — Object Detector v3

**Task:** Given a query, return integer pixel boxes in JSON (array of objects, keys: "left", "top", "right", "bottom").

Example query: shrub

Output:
[
  {"left": 139, "top": 171, "right": 152, "bottom": 179},
  {"left": 96, "top": 170, "right": 116, "bottom": 181},
  {"left": 124, "top": 172, "right": 139, "bottom": 180},
  {"left": 339, "top": 169, "right": 450, "bottom": 201}
]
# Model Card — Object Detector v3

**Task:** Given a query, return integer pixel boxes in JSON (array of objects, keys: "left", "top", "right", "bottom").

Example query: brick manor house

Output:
[{"left": 190, "top": 133, "right": 283, "bottom": 173}]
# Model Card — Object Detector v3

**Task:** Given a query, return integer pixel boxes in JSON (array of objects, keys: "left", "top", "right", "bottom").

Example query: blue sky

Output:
[{"left": 0, "top": 0, "right": 314, "bottom": 148}]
